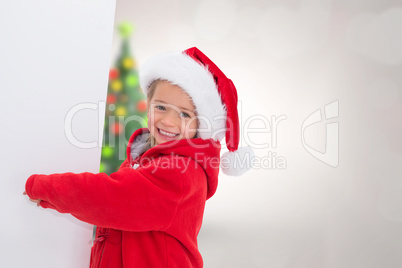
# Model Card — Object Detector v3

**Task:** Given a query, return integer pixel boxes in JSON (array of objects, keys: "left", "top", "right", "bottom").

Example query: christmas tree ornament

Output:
[
  {"left": 115, "top": 106, "right": 127, "bottom": 117},
  {"left": 111, "top": 122, "right": 124, "bottom": 135},
  {"left": 137, "top": 100, "right": 147, "bottom": 113},
  {"left": 123, "top": 57, "right": 134, "bottom": 69},
  {"left": 111, "top": 80, "right": 122, "bottom": 91},
  {"left": 102, "top": 146, "right": 114, "bottom": 158},
  {"left": 126, "top": 73, "right": 139, "bottom": 87},
  {"left": 99, "top": 162, "right": 106, "bottom": 173},
  {"left": 118, "top": 22, "right": 134, "bottom": 39},
  {"left": 119, "top": 94, "right": 129, "bottom": 103},
  {"left": 109, "top": 68, "right": 119, "bottom": 80},
  {"left": 108, "top": 104, "right": 116, "bottom": 112},
  {"left": 107, "top": 94, "right": 116, "bottom": 104}
]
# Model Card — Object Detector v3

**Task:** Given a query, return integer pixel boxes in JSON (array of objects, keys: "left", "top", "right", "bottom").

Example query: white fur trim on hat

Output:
[
  {"left": 139, "top": 51, "right": 227, "bottom": 141},
  {"left": 220, "top": 146, "right": 254, "bottom": 176}
]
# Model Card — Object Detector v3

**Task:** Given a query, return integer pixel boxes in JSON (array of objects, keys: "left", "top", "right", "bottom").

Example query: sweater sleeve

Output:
[{"left": 25, "top": 155, "right": 204, "bottom": 232}]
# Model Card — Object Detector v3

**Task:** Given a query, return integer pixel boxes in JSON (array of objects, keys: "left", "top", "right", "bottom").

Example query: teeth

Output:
[{"left": 159, "top": 129, "right": 178, "bottom": 137}]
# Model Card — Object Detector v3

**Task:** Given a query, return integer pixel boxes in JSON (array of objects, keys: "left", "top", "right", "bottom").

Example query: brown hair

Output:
[{"left": 144, "top": 79, "right": 162, "bottom": 149}]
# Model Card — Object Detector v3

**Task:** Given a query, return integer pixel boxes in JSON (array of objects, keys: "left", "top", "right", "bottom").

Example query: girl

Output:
[{"left": 24, "top": 47, "right": 252, "bottom": 268}]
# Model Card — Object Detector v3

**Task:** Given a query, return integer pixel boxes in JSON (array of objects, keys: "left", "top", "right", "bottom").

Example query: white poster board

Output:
[{"left": 0, "top": 1, "right": 116, "bottom": 267}]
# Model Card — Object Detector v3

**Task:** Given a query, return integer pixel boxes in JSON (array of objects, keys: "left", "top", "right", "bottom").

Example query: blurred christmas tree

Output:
[{"left": 100, "top": 22, "right": 147, "bottom": 175}]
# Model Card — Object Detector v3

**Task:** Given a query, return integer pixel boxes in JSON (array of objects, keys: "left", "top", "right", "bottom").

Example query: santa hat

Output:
[{"left": 139, "top": 47, "right": 253, "bottom": 176}]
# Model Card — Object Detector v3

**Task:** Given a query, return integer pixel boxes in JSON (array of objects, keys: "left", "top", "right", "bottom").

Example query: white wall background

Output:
[
  {"left": 112, "top": 0, "right": 402, "bottom": 267},
  {"left": 1, "top": 0, "right": 402, "bottom": 267}
]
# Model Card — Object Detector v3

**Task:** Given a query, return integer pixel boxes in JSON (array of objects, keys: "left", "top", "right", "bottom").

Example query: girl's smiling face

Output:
[{"left": 147, "top": 80, "right": 198, "bottom": 145}]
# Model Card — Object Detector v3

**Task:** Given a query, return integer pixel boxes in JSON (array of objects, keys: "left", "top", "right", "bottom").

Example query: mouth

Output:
[{"left": 158, "top": 128, "right": 179, "bottom": 138}]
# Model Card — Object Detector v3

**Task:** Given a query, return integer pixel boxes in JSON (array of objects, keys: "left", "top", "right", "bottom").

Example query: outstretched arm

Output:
[{"left": 24, "top": 155, "right": 205, "bottom": 232}]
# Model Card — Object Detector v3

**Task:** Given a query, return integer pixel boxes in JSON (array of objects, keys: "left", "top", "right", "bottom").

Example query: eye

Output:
[
  {"left": 155, "top": 105, "right": 166, "bottom": 111},
  {"left": 180, "top": 112, "right": 190, "bottom": 118}
]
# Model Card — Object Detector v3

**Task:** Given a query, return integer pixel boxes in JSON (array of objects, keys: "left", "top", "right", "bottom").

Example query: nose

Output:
[{"left": 160, "top": 109, "right": 180, "bottom": 127}]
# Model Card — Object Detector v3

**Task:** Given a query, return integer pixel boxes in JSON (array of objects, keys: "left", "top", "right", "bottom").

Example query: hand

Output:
[{"left": 23, "top": 191, "right": 42, "bottom": 207}]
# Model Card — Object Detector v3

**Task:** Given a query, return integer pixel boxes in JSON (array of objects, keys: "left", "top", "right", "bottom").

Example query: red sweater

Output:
[{"left": 25, "top": 128, "right": 221, "bottom": 268}]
